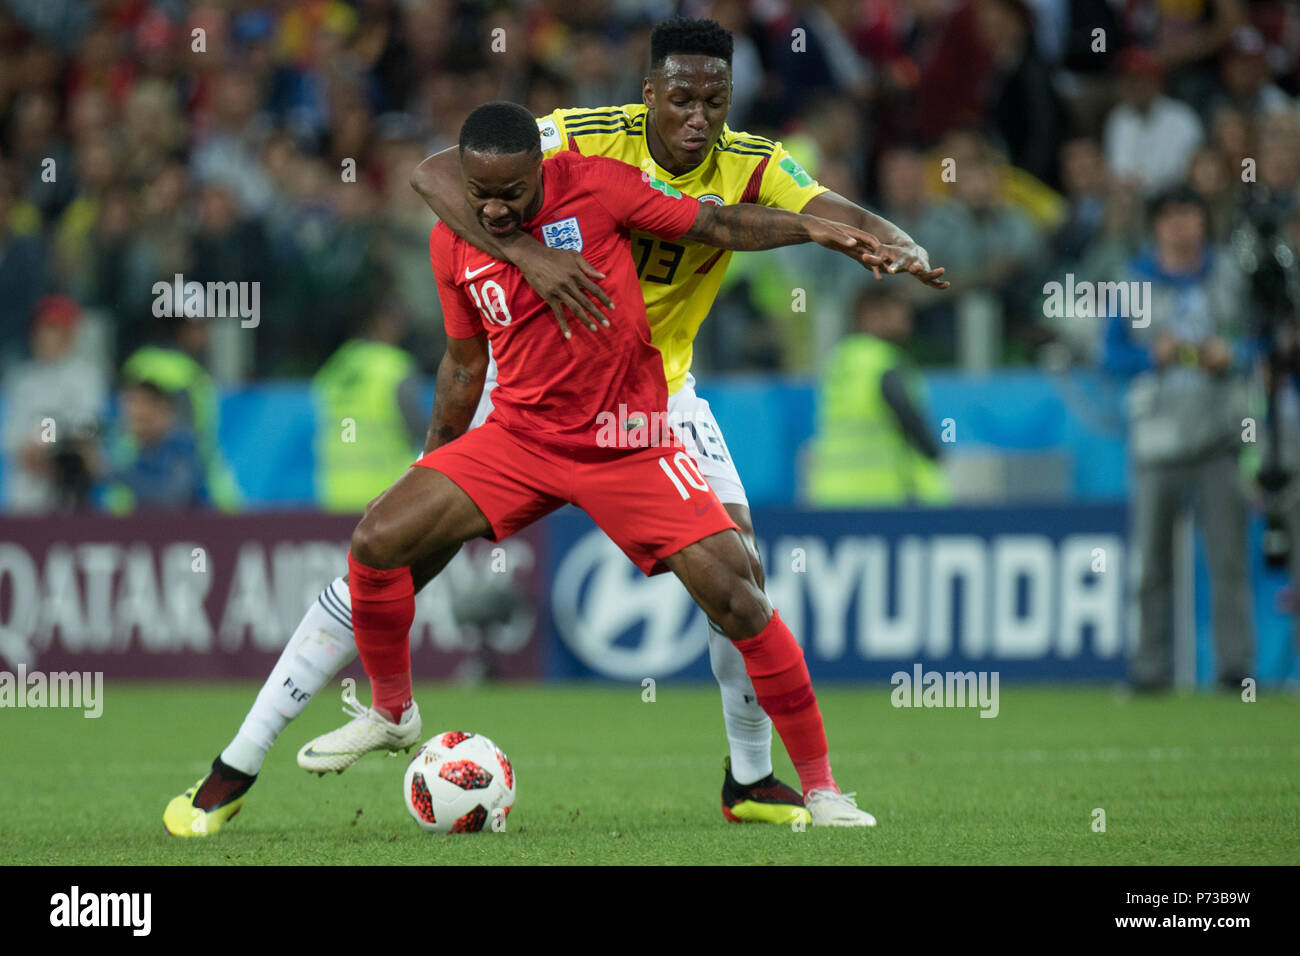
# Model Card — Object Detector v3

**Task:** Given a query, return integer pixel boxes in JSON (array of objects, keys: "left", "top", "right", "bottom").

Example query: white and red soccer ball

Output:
[{"left": 403, "top": 731, "right": 515, "bottom": 834}]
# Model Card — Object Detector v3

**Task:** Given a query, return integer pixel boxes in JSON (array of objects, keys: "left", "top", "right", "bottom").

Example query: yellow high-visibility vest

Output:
[
  {"left": 809, "top": 335, "right": 948, "bottom": 506},
  {"left": 312, "top": 340, "right": 419, "bottom": 513}
]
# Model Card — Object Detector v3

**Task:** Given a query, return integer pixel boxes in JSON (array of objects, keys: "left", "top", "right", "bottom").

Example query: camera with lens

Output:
[
  {"left": 45, "top": 420, "right": 102, "bottom": 511},
  {"left": 1231, "top": 188, "right": 1300, "bottom": 568}
]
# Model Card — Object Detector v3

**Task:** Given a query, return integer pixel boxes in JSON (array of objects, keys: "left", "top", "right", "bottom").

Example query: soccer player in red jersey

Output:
[
  {"left": 164, "top": 20, "right": 920, "bottom": 838},
  {"left": 298, "top": 101, "right": 880, "bottom": 826}
]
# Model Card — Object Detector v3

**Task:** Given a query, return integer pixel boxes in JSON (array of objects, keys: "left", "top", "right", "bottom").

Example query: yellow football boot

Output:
[
  {"left": 164, "top": 759, "right": 255, "bottom": 837},
  {"left": 720, "top": 757, "right": 812, "bottom": 825}
]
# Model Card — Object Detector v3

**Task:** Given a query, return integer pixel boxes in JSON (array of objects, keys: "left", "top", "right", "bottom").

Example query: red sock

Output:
[
  {"left": 347, "top": 551, "right": 414, "bottom": 723},
  {"left": 733, "top": 611, "right": 836, "bottom": 796}
]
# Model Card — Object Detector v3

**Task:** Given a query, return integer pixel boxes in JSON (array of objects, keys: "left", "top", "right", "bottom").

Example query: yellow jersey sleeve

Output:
[
  {"left": 756, "top": 140, "right": 829, "bottom": 212},
  {"left": 536, "top": 112, "right": 566, "bottom": 159}
]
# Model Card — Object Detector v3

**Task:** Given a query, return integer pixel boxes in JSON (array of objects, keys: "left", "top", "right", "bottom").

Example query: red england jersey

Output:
[{"left": 430, "top": 151, "right": 701, "bottom": 448}]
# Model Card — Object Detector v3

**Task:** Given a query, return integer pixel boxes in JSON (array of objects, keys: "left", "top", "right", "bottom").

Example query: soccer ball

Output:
[{"left": 402, "top": 731, "right": 515, "bottom": 834}]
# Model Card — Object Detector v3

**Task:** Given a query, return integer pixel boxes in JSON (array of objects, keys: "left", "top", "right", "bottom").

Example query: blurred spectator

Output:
[
  {"left": 1210, "top": 103, "right": 1252, "bottom": 165},
  {"left": 193, "top": 72, "right": 274, "bottom": 216},
  {"left": 1185, "top": 144, "right": 1240, "bottom": 242},
  {"left": 311, "top": 294, "right": 423, "bottom": 513},
  {"left": 1023, "top": 0, "right": 1068, "bottom": 66},
  {"left": 1053, "top": 137, "right": 1108, "bottom": 264},
  {"left": 807, "top": 286, "right": 948, "bottom": 506},
  {"left": 1057, "top": 0, "right": 1123, "bottom": 132},
  {"left": 1, "top": 295, "right": 107, "bottom": 512},
  {"left": 1251, "top": 113, "right": 1300, "bottom": 223},
  {"left": 9, "top": 88, "right": 75, "bottom": 219},
  {"left": 920, "top": 132, "right": 1046, "bottom": 314},
  {"left": 1103, "top": 47, "right": 1205, "bottom": 197},
  {"left": 0, "top": 163, "right": 48, "bottom": 364},
  {"left": 54, "top": 131, "right": 121, "bottom": 295},
  {"left": 120, "top": 316, "right": 242, "bottom": 511},
  {"left": 1046, "top": 142, "right": 1152, "bottom": 363},
  {"left": 120, "top": 78, "right": 185, "bottom": 185},
  {"left": 101, "top": 378, "right": 207, "bottom": 513},
  {"left": 770, "top": 0, "right": 872, "bottom": 122},
  {"left": 188, "top": 179, "right": 273, "bottom": 376},
  {"left": 1077, "top": 179, "right": 1149, "bottom": 288},
  {"left": 974, "top": 0, "right": 1067, "bottom": 189},
  {"left": 79, "top": 185, "right": 138, "bottom": 342},
  {"left": 372, "top": 128, "right": 444, "bottom": 361},
  {"left": 911, "top": 0, "right": 994, "bottom": 147},
  {"left": 701, "top": 0, "right": 762, "bottom": 129},
  {"left": 569, "top": 28, "right": 637, "bottom": 107},
  {"left": 521, "top": 63, "right": 575, "bottom": 119},
  {"left": 875, "top": 146, "right": 933, "bottom": 239},
  {"left": 351, "top": 0, "right": 413, "bottom": 114},
  {"left": 781, "top": 95, "right": 866, "bottom": 198},
  {"left": 124, "top": 159, "right": 195, "bottom": 324},
  {"left": 1099, "top": 187, "right": 1253, "bottom": 690},
  {"left": 1213, "top": 25, "right": 1294, "bottom": 119},
  {"left": 1121, "top": 0, "right": 1245, "bottom": 114}
]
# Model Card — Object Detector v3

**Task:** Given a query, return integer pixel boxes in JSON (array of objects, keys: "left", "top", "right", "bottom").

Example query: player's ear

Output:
[{"left": 642, "top": 75, "right": 654, "bottom": 108}]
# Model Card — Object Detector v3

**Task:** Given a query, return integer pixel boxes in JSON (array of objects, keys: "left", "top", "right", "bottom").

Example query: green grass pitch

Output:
[{"left": 3, "top": 682, "right": 1297, "bottom": 865}]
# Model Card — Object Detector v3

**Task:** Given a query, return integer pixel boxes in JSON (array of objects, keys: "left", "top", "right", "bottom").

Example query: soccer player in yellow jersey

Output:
[{"left": 164, "top": 17, "right": 946, "bottom": 837}]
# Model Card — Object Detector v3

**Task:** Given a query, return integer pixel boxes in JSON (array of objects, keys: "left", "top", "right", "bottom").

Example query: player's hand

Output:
[
  {"left": 1198, "top": 337, "right": 1233, "bottom": 374},
  {"left": 805, "top": 218, "right": 883, "bottom": 266},
  {"left": 1152, "top": 332, "right": 1179, "bottom": 367},
  {"left": 18, "top": 441, "right": 49, "bottom": 475},
  {"left": 512, "top": 243, "right": 614, "bottom": 339},
  {"left": 864, "top": 241, "right": 950, "bottom": 289}
]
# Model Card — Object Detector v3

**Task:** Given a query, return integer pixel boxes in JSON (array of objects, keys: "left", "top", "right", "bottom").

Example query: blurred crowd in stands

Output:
[{"left": 2, "top": 0, "right": 1300, "bottom": 515}]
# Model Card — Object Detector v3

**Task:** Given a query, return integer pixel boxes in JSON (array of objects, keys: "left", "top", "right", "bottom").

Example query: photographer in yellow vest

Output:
[{"left": 808, "top": 287, "right": 949, "bottom": 506}]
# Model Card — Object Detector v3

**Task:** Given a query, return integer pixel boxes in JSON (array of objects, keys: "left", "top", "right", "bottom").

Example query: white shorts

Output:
[{"left": 469, "top": 364, "right": 749, "bottom": 508}]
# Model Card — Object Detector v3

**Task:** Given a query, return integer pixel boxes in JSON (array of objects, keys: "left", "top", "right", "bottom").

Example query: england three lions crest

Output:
[{"left": 542, "top": 217, "right": 583, "bottom": 252}]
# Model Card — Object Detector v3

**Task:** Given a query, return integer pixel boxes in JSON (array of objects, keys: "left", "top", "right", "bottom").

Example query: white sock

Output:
[
  {"left": 220, "top": 577, "right": 357, "bottom": 775},
  {"left": 707, "top": 619, "right": 774, "bottom": 785}
]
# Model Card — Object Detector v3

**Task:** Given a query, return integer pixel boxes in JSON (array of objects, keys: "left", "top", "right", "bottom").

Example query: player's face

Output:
[
  {"left": 643, "top": 55, "right": 731, "bottom": 175},
  {"left": 462, "top": 149, "right": 543, "bottom": 239}
]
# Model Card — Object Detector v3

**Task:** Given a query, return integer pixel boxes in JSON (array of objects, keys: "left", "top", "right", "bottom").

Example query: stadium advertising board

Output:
[
  {"left": 546, "top": 504, "right": 1130, "bottom": 681},
  {"left": 0, "top": 513, "right": 544, "bottom": 679}
]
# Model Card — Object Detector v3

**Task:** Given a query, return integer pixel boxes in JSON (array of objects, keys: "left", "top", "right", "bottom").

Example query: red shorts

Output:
[{"left": 415, "top": 420, "right": 737, "bottom": 575}]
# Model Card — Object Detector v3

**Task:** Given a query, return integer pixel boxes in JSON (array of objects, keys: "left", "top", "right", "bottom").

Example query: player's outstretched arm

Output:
[
  {"left": 411, "top": 149, "right": 613, "bottom": 336},
  {"left": 424, "top": 333, "right": 490, "bottom": 454},
  {"left": 680, "top": 203, "right": 881, "bottom": 265},
  {"left": 801, "top": 191, "right": 950, "bottom": 289}
]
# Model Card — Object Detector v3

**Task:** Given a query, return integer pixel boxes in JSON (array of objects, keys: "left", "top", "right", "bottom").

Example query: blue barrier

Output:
[
  {"left": 219, "top": 383, "right": 317, "bottom": 506},
  {"left": 0, "top": 370, "right": 1131, "bottom": 506}
]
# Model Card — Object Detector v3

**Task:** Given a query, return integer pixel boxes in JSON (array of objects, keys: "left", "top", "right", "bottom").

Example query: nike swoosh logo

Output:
[
  {"left": 465, "top": 263, "right": 495, "bottom": 279},
  {"left": 694, "top": 501, "right": 712, "bottom": 515},
  {"left": 300, "top": 746, "right": 350, "bottom": 758}
]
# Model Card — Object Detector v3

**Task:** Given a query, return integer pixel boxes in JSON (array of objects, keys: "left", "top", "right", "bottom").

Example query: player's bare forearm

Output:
[
  {"left": 411, "top": 148, "right": 543, "bottom": 264},
  {"left": 804, "top": 191, "right": 912, "bottom": 247},
  {"left": 425, "top": 335, "right": 488, "bottom": 454},
  {"left": 682, "top": 203, "right": 813, "bottom": 250},
  {"left": 801, "top": 191, "right": 949, "bottom": 289},
  {"left": 411, "top": 150, "right": 612, "bottom": 335},
  {"left": 681, "top": 203, "right": 880, "bottom": 268}
]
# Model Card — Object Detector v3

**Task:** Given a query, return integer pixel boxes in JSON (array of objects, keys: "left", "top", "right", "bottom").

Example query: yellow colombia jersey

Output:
[{"left": 537, "top": 104, "right": 828, "bottom": 394}]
